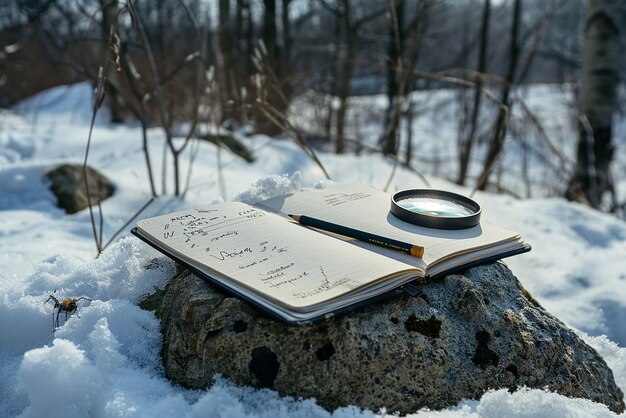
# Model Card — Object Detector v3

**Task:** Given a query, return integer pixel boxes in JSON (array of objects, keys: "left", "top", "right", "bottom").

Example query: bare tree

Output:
[
  {"left": 320, "top": 0, "right": 386, "bottom": 154},
  {"left": 254, "top": 0, "right": 293, "bottom": 134},
  {"left": 456, "top": 0, "right": 490, "bottom": 185},
  {"left": 475, "top": 0, "right": 522, "bottom": 191},
  {"left": 281, "top": 0, "right": 293, "bottom": 86},
  {"left": 100, "top": 0, "right": 124, "bottom": 123},
  {"left": 381, "top": 0, "right": 405, "bottom": 156},
  {"left": 218, "top": 0, "right": 234, "bottom": 117},
  {"left": 566, "top": 0, "right": 622, "bottom": 209},
  {"left": 402, "top": 0, "right": 432, "bottom": 167}
]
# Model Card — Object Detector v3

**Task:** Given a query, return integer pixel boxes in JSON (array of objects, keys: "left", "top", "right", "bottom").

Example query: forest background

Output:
[{"left": 1, "top": 0, "right": 625, "bottom": 215}]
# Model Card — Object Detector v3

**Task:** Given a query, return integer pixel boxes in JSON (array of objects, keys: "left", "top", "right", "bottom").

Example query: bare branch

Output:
[
  {"left": 83, "top": 66, "right": 107, "bottom": 255},
  {"left": 255, "top": 102, "right": 332, "bottom": 180},
  {"left": 102, "top": 198, "right": 154, "bottom": 251}
]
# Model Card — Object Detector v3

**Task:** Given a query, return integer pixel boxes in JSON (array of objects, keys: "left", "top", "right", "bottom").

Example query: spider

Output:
[{"left": 45, "top": 291, "right": 92, "bottom": 330}]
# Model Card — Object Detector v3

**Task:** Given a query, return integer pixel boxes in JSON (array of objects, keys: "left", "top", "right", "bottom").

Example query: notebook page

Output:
[
  {"left": 259, "top": 186, "right": 522, "bottom": 267},
  {"left": 136, "top": 202, "right": 417, "bottom": 309}
]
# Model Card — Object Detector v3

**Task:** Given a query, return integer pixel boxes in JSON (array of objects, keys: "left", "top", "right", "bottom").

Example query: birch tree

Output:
[{"left": 566, "top": 0, "right": 622, "bottom": 209}]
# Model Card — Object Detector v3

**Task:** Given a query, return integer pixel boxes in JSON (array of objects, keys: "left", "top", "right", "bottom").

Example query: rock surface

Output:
[
  {"left": 144, "top": 262, "right": 625, "bottom": 414},
  {"left": 44, "top": 163, "right": 114, "bottom": 213}
]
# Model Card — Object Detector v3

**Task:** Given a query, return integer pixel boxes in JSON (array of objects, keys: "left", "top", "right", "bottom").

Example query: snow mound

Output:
[{"left": 234, "top": 172, "right": 303, "bottom": 204}]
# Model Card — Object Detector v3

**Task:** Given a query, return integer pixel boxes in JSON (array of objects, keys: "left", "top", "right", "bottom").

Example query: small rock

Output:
[
  {"left": 44, "top": 163, "right": 114, "bottom": 214},
  {"left": 144, "top": 262, "right": 625, "bottom": 414}
]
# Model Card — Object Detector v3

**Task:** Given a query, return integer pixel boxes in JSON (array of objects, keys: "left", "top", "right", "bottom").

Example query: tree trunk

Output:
[
  {"left": 235, "top": 0, "right": 244, "bottom": 57},
  {"left": 257, "top": 0, "right": 285, "bottom": 135},
  {"left": 219, "top": 0, "right": 232, "bottom": 106},
  {"left": 233, "top": 0, "right": 247, "bottom": 96},
  {"left": 281, "top": 0, "right": 292, "bottom": 87},
  {"left": 244, "top": 0, "right": 254, "bottom": 80},
  {"left": 325, "top": 9, "right": 342, "bottom": 141},
  {"left": 381, "top": 0, "right": 405, "bottom": 156},
  {"left": 405, "top": 100, "right": 414, "bottom": 167},
  {"left": 402, "top": 0, "right": 431, "bottom": 167},
  {"left": 262, "top": 0, "right": 278, "bottom": 74},
  {"left": 475, "top": 0, "right": 521, "bottom": 191},
  {"left": 100, "top": 0, "right": 124, "bottom": 123},
  {"left": 156, "top": 0, "right": 166, "bottom": 54},
  {"left": 335, "top": 0, "right": 356, "bottom": 154},
  {"left": 455, "top": 3, "right": 472, "bottom": 180},
  {"left": 566, "top": 0, "right": 620, "bottom": 208},
  {"left": 335, "top": 33, "right": 355, "bottom": 154},
  {"left": 457, "top": 0, "right": 490, "bottom": 185}
]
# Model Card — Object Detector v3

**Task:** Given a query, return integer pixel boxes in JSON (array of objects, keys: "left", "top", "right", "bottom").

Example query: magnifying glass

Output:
[{"left": 390, "top": 189, "right": 481, "bottom": 229}]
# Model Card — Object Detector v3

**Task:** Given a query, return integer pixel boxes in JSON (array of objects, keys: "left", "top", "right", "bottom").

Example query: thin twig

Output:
[
  {"left": 182, "top": 137, "right": 201, "bottom": 198},
  {"left": 517, "top": 98, "right": 572, "bottom": 170},
  {"left": 84, "top": 66, "right": 106, "bottom": 255},
  {"left": 470, "top": 106, "right": 510, "bottom": 198},
  {"left": 256, "top": 102, "right": 332, "bottom": 179},
  {"left": 139, "top": 96, "right": 157, "bottom": 197},
  {"left": 216, "top": 129, "right": 227, "bottom": 201},
  {"left": 102, "top": 198, "right": 155, "bottom": 250},
  {"left": 98, "top": 200, "right": 104, "bottom": 248}
]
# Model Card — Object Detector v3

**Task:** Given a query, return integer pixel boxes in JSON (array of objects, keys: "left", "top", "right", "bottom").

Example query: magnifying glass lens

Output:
[
  {"left": 396, "top": 197, "right": 474, "bottom": 218},
  {"left": 390, "top": 189, "right": 481, "bottom": 229}
]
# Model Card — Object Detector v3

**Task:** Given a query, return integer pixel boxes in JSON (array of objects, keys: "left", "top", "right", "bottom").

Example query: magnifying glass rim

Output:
[{"left": 390, "top": 189, "right": 481, "bottom": 229}]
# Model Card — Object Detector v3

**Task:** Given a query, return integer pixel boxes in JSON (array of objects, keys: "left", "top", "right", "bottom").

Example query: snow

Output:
[{"left": 1, "top": 82, "right": 625, "bottom": 417}]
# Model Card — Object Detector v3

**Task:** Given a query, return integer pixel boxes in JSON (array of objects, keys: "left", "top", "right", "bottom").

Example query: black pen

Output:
[{"left": 288, "top": 214, "right": 424, "bottom": 258}]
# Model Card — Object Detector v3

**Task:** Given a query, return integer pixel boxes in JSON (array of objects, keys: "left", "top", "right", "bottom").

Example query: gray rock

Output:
[
  {"left": 144, "top": 262, "right": 625, "bottom": 414},
  {"left": 44, "top": 163, "right": 114, "bottom": 214}
]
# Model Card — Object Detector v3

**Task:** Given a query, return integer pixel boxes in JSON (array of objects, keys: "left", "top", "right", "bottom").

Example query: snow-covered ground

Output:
[{"left": 1, "top": 83, "right": 625, "bottom": 417}]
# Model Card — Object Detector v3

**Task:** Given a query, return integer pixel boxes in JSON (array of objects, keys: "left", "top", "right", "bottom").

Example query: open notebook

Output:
[{"left": 132, "top": 185, "right": 529, "bottom": 325}]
